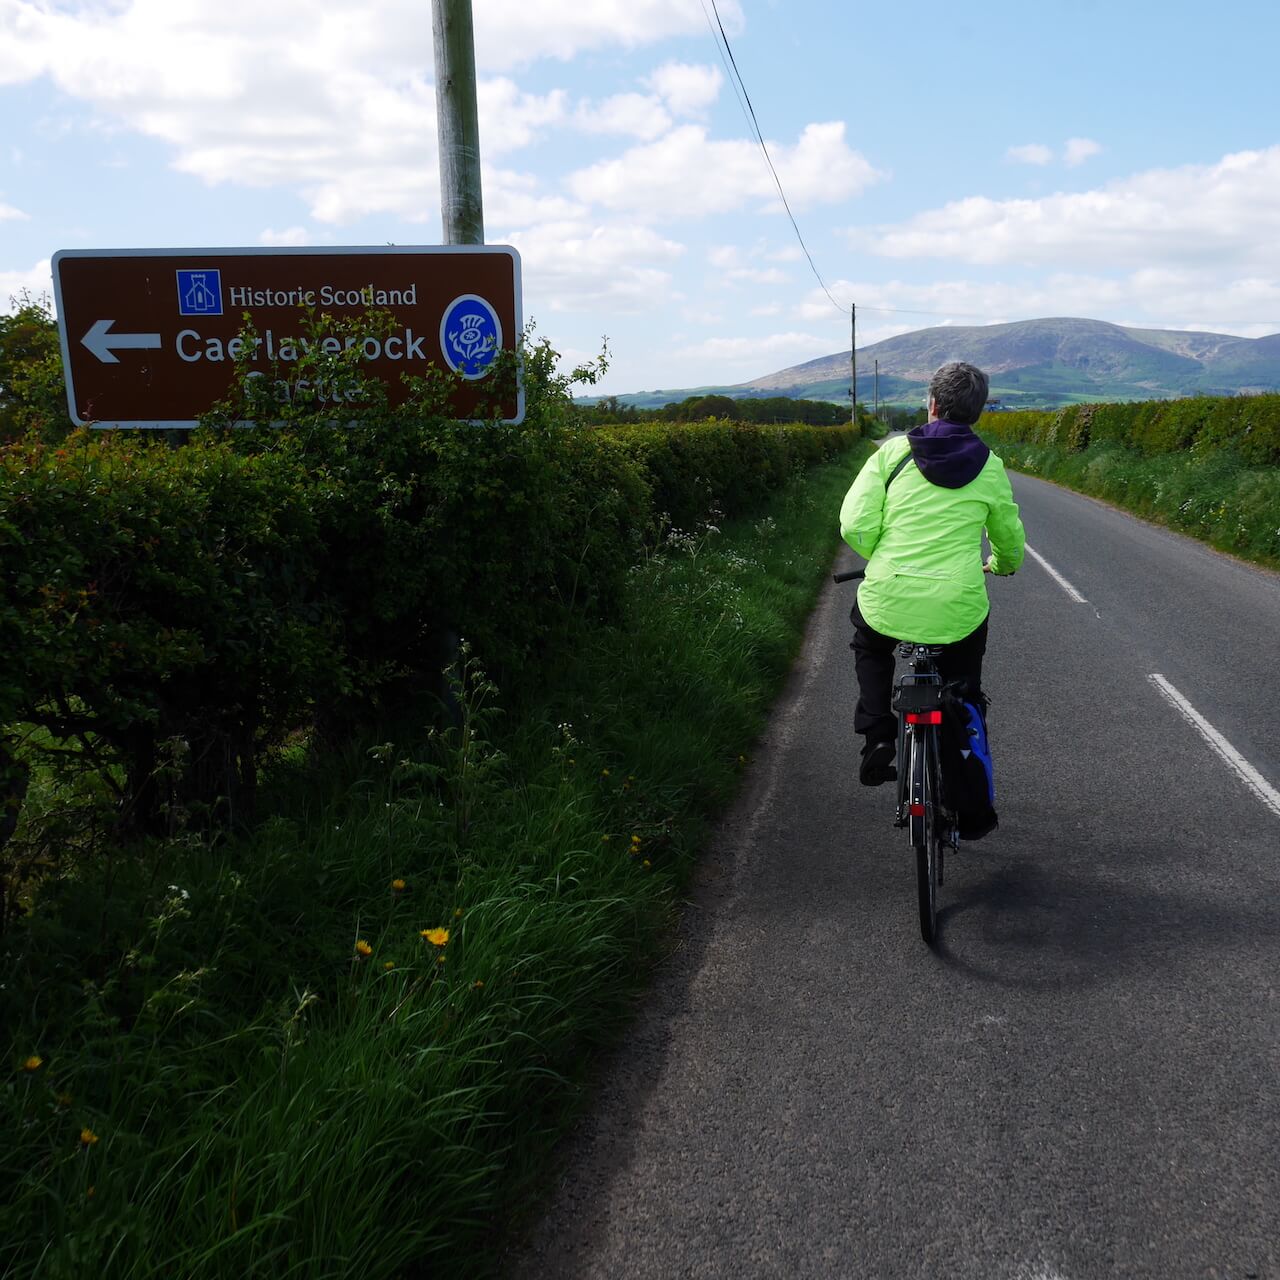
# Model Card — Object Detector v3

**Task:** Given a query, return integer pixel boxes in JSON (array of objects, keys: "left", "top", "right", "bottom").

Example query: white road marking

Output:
[
  {"left": 1149, "top": 674, "right": 1280, "bottom": 820},
  {"left": 1024, "top": 545, "right": 1088, "bottom": 603}
]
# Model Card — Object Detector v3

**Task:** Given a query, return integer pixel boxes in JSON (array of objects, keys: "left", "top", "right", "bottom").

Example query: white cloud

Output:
[
  {"left": 1006, "top": 143, "right": 1052, "bottom": 166},
  {"left": 0, "top": 0, "right": 744, "bottom": 83},
  {"left": 477, "top": 80, "right": 569, "bottom": 154},
  {"left": 854, "top": 145, "right": 1280, "bottom": 274},
  {"left": 726, "top": 266, "right": 790, "bottom": 285},
  {"left": 573, "top": 92, "right": 671, "bottom": 140},
  {"left": 505, "top": 219, "right": 684, "bottom": 313},
  {"left": 569, "top": 121, "right": 880, "bottom": 219},
  {"left": 0, "top": 1, "right": 667, "bottom": 228},
  {"left": 680, "top": 305, "right": 724, "bottom": 325},
  {"left": 670, "top": 330, "right": 837, "bottom": 368},
  {"left": 0, "top": 200, "right": 29, "bottom": 220},
  {"left": 473, "top": 0, "right": 743, "bottom": 71},
  {"left": 259, "top": 226, "right": 312, "bottom": 246},
  {"left": 485, "top": 170, "right": 585, "bottom": 229},
  {"left": 1, "top": 258, "right": 54, "bottom": 312},
  {"left": 750, "top": 304, "right": 782, "bottom": 317},
  {"left": 1064, "top": 137, "right": 1102, "bottom": 167},
  {"left": 644, "top": 62, "right": 724, "bottom": 116}
]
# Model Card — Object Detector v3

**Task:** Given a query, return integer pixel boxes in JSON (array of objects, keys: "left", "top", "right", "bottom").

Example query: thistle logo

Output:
[
  {"left": 176, "top": 269, "right": 223, "bottom": 317},
  {"left": 440, "top": 294, "right": 501, "bottom": 379}
]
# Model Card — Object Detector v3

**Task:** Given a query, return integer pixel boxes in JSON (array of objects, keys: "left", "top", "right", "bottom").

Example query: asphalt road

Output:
[{"left": 512, "top": 472, "right": 1280, "bottom": 1280}]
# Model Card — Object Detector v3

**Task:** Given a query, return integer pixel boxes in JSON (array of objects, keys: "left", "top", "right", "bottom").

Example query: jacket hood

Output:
[{"left": 906, "top": 419, "right": 991, "bottom": 489}]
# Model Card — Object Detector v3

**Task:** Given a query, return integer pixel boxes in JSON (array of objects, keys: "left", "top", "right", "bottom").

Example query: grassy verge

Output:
[
  {"left": 986, "top": 434, "right": 1280, "bottom": 569},
  {"left": 1, "top": 445, "right": 871, "bottom": 1280}
]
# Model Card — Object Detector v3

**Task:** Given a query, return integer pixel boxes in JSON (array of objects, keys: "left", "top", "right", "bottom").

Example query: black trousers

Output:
[{"left": 850, "top": 600, "right": 989, "bottom": 747}]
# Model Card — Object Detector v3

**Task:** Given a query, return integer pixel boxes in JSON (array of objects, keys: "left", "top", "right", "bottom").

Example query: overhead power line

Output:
[{"left": 702, "top": 0, "right": 848, "bottom": 315}]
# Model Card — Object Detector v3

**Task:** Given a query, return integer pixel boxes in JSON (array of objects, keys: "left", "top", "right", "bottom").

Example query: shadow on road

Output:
[{"left": 927, "top": 848, "right": 1274, "bottom": 989}]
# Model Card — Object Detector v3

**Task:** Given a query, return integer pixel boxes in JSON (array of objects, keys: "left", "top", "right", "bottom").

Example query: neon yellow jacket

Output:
[{"left": 839, "top": 429, "right": 1025, "bottom": 643}]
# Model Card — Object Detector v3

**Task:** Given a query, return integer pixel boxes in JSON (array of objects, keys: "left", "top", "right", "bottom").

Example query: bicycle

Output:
[{"left": 835, "top": 568, "right": 958, "bottom": 945}]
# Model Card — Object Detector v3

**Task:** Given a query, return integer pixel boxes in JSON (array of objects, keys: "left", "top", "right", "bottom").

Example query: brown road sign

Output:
[{"left": 52, "top": 245, "right": 523, "bottom": 427}]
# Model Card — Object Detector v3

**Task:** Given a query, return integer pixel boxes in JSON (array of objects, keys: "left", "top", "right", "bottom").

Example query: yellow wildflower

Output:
[
  {"left": 472, "top": 980, "right": 485, "bottom": 990},
  {"left": 355, "top": 939, "right": 373, "bottom": 957},
  {"left": 383, "top": 961, "right": 395, "bottom": 971},
  {"left": 391, "top": 878, "right": 407, "bottom": 893},
  {"left": 600, "top": 768, "right": 610, "bottom": 778},
  {"left": 643, "top": 859, "right": 652, "bottom": 869},
  {"left": 436, "top": 954, "right": 447, "bottom": 965},
  {"left": 22, "top": 1055, "right": 43, "bottom": 1073},
  {"left": 420, "top": 927, "right": 450, "bottom": 947},
  {"left": 601, "top": 834, "right": 610, "bottom": 843},
  {"left": 86, "top": 1186, "right": 95, "bottom": 1198},
  {"left": 454, "top": 908, "right": 463, "bottom": 919},
  {"left": 80, "top": 1128, "right": 99, "bottom": 1147},
  {"left": 56, "top": 1092, "right": 73, "bottom": 1107}
]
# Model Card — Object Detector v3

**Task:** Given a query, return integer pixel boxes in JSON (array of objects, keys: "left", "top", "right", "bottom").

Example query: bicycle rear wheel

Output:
[{"left": 909, "top": 729, "right": 940, "bottom": 945}]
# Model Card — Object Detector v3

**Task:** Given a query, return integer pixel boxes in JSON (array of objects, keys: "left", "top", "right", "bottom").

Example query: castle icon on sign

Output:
[{"left": 176, "top": 269, "right": 224, "bottom": 317}]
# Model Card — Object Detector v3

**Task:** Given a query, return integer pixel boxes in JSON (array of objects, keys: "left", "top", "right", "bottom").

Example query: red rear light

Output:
[
  {"left": 906, "top": 710, "right": 942, "bottom": 725},
  {"left": 909, "top": 803, "right": 926, "bottom": 816}
]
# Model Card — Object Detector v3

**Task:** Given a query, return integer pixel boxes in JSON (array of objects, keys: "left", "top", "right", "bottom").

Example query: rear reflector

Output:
[
  {"left": 906, "top": 710, "right": 943, "bottom": 725},
  {"left": 909, "top": 803, "right": 926, "bottom": 816}
]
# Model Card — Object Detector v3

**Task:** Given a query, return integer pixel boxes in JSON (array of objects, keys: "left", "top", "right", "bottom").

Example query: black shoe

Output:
[{"left": 859, "top": 740, "right": 897, "bottom": 786}]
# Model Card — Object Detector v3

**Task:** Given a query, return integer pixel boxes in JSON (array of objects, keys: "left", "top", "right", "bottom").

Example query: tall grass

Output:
[
  {"left": 988, "top": 436, "right": 1280, "bottom": 569},
  {"left": 0, "top": 448, "right": 870, "bottom": 1279}
]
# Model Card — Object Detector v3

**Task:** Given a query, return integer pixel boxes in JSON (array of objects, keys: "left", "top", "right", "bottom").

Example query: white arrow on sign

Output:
[{"left": 81, "top": 319, "right": 163, "bottom": 365}]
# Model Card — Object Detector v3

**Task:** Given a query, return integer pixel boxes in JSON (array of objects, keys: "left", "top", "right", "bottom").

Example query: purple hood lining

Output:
[{"left": 906, "top": 419, "right": 991, "bottom": 489}]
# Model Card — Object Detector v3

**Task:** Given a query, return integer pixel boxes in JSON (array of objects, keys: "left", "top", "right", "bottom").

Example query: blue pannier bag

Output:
[{"left": 939, "top": 685, "right": 997, "bottom": 841}]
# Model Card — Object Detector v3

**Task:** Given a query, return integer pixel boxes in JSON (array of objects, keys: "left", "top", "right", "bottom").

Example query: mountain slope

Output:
[{"left": 607, "top": 318, "right": 1280, "bottom": 409}]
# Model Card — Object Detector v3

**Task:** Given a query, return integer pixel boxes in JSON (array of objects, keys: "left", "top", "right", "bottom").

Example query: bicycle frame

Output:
[
  {"left": 832, "top": 567, "right": 961, "bottom": 945},
  {"left": 891, "top": 643, "right": 958, "bottom": 943},
  {"left": 893, "top": 646, "right": 944, "bottom": 832}
]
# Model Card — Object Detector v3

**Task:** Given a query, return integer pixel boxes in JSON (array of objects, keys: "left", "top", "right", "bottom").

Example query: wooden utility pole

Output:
[
  {"left": 850, "top": 303, "right": 857, "bottom": 430},
  {"left": 874, "top": 358, "right": 880, "bottom": 424},
  {"left": 432, "top": 0, "right": 484, "bottom": 245}
]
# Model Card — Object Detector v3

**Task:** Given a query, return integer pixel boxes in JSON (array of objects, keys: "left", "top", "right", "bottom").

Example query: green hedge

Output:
[
  {"left": 980, "top": 400, "right": 1280, "bottom": 568},
  {"left": 598, "top": 419, "right": 853, "bottom": 530},
  {"left": 0, "top": 396, "right": 855, "bottom": 889},
  {"left": 982, "top": 392, "right": 1280, "bottom": 465}
]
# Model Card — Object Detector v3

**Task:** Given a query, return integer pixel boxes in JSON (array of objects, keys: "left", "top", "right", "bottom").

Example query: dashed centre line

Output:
[
  {"left": 1025, "top": 544, "right": 1088, "bottom": 603},
  {"left": 1149, "top": 674, "right": 1280, "bottom": 820}
]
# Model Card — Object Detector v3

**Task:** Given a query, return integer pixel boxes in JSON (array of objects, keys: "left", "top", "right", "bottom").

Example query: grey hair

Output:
[{"left": 928, "top": 361, "right": 989, "bottom": 425}]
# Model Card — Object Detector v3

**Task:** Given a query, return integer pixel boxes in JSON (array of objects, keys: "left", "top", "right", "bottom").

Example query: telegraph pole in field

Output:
[
  {"left": 433, "top": 0, "right": 485, "bottom": 245},
  {"left": 850, "top": 303, "right": 858, "bottom": 431}
]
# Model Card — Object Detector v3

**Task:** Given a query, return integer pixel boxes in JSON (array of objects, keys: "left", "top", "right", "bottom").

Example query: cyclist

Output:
[{"left": 839, "top": 361, "right": 1025, "bottom": 786}]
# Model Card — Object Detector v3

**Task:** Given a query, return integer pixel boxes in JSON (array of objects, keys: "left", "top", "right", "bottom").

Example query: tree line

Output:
[
  {"left": 579, "top": 392, "right": 930, "bottom": 433},
  {"left": 580, "top": 392, "right": 852, "bottom": 426}
]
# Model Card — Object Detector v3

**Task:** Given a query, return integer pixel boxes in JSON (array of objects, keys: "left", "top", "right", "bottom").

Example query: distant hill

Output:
[{"left": 601, "top": 318, "right": 1280, "bottom": 410}]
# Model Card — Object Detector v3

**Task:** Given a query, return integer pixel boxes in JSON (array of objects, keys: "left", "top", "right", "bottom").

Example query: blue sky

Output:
[{"left": 3, "top": 0, "right": 1280, "bottom": 395}]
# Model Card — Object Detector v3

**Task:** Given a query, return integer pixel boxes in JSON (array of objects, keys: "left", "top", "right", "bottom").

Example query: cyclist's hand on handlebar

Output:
[{"left": 983, "top": 559, "right": 1014, "bottom": 575}]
